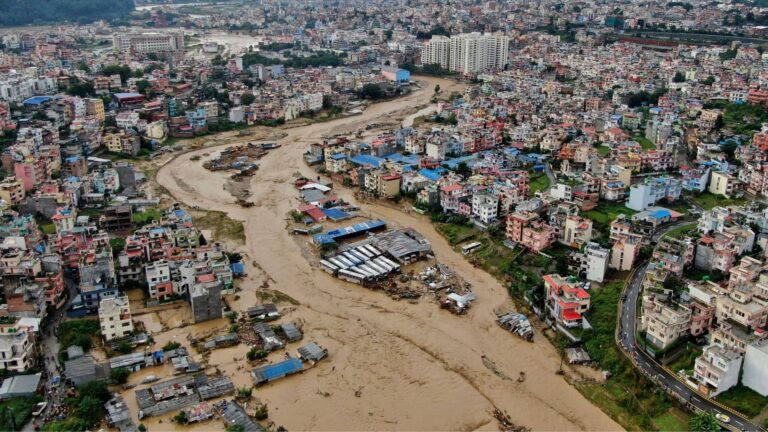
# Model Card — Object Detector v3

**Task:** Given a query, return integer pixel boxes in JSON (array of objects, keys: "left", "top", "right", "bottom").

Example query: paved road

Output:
[
  {"left": 618, "top": 222, "right": 760, "bottom": 431},
  {"left": 544, "top": 162, "right": 556, "bottom": 193}
]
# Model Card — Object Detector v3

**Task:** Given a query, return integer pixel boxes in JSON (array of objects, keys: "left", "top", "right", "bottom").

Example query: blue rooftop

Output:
[
  {"left": 350, "top": 154, "right": 384, "bottom": 168},
  {"left": 253, "top": 358, "right": 303, "bottom": 382},
  {"left": 330, "top": 153, "right": 346, "bottom": 161},
  {"left": 22, "top": 96, "right": 52, "bottom": 106},
  {"left": 419, "top": 168, "right": 444, "bottom": 182},
  {"left": 650, "top": 209, "right": 671, "bottom": 219}
]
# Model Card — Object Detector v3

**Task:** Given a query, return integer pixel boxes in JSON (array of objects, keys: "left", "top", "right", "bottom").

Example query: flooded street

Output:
[{"left": 154, "top": 76, "right": 622, "bottom": 431}]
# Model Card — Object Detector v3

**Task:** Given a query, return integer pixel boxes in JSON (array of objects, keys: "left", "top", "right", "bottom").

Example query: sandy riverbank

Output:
[{"left": 154, "top": 76, "right": 623, "bottom": 431}]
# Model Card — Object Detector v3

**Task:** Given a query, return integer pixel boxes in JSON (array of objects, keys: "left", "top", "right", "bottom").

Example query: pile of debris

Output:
[
  {"left": 492, "top": 408, "right": 531, "bottom": 432},
  {"left": 369, "top": 274, "right": 423, "bottom": 300},
  {"left": 496, "top": 312, "right": 534, "bottom": 342},
  {"left": 420, "top": 263, "right": 476, "bottom": 314},
  {"left": 203, "top": 143, "right": 268, "bottom": 172}
]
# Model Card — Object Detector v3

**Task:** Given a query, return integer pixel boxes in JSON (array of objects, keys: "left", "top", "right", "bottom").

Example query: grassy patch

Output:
[
  {"left": 652, "top": 407, "right": 690, "bottom": 431},
  {"left": 583, "top": 201, "right": 637, "bottom": 225},
  {"left": 194, "top": 210, "right": 245, "bottom": 244},
  {"left": 577, "top": 382, "right": 646, "bottom": 431},
  {"left": 663, "top": 224, "right": 697, "bottom": 240},
  {"left": 0, "top": 396, "right": 43, "bottom": 431},
  {"left": 688, "top": 192, "right": 747, "bottom": 211},
  {"left": 633, "top": 135, "right": 656, "bottom": 150},
  {"left": 132, "top": 207, "right": 163, "bottom": 227},
  {"left": 529, "top": 173, "right": 551, "bottom": 197},
  {"left": 716, "top": 384, "right": 768, "bottom": 417},
  {"left": 435, "top": 223, "right": 477, "bottom": 245},
  {"left": 665, "top": 343, "right": 701, "bottom": 374},
  {"left": 40, "top": 223, "right": 56, "bottom": 235},
  {"left": 598, "top": 146, "right": 612, "bottom": 157}
]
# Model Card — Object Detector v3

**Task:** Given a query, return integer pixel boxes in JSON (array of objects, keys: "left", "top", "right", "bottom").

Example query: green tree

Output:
[
  {"left": 254, "top": 404, "right": 268, "bottom": 420},
  {"left": 110, "top": 367, "right": 131, "bottom": 384},
  {"left": 672, "top": 71, "right": 686, "bottom": 83},
  {"left": 136, "top": 80, "right": 152, "bottom": 95},
  {"left": 434, "top": 84, "right": 441, "bottom": 94},
  {"left": 163, "top": 341, "right": 181, "bottom": 351},
  {"left": 75, "top": 395, "right": 103, "bottom": 426},
  {"left": 66, "top": 82, "right": 95, "bottom": 97},
  {"left": 241, "top": 93, "right": 255, "bottom": 106},
  {"left": 689, "top": 412, "right": 719, "bottom": 432},
  {"left": 358, "top": 83, "right": 384, "bottom": 100},
  {"left": 101, "top": 65, "right": 132, "bottom": 84},
  {"left": 173, "top": 410, "right": 188, "bottom": 424},
  {"left": 115, "top": 341, "right": 133, "bottom": 354}
]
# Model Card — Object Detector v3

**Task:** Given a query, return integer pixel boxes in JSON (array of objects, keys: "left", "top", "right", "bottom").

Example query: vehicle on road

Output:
[
  {"left": 716, "top": 413, "right": 730, "bottom": 424},
  {"left": 32, "top": 401, "right": 47, "bottom": 416}
]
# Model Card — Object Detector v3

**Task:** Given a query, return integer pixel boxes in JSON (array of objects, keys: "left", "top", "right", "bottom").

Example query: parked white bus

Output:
[
  {"left": 320, "top": 260, "right": 339, "bottom": 275},
  {"left": 338, "top": 269, "right": 366, "bottom": 284},
  {"left": 461, "top": 242, "right": 483, "bottom": 255}
]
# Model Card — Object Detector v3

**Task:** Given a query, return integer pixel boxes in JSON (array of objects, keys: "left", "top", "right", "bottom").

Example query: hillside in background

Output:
[{"left": 0, "top": 0, "right": 135, "bottom": 27}]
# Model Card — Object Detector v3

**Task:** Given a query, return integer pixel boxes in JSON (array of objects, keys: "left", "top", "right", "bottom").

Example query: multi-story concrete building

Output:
[
  {"left": 560, "top": 215, "right": 593, "bottom": 249},
  {"left": 448, "top": 32, "right": 509, "bottom": 74},
  {"left": 112, "top": 32, "right": 185, "bottom": 54},
  {"left": 693, "top": 344, "right": 742, "bottom": 397},
  {"left": 190, "top": 277, "right": 223, "bottom": 323},
  {"left": 420, "top": 35, "right": 450, "bottom": 69},
  {"left": 146, "top": 260, "right": 172, "bottom": 300},
  {"left": 99, "top": 295, "right": 134, "bottom": 342},
  {"left": 0, "top": 320, "right": 35, "bottom": 372},
  {"left": 582, "top": 242, "right": 610, "bottom": 283},
  {"left": 610, "top": 233, "right": 642, "bottom": 271},
  {"left": 0, "top": 178, "right": 25, "bottom": 206},
  {"left": 743, "top": 339, "right": 768, "bottom": 396},
  {"left": 627, "top": 176, "right": 682, "bottom": 211},
  {"left": 641, "top": 296, "right": 692, "bottom": 349},
  {"left": 709, "top": 171, "right": 741, "bottom": 198},
  {"left": 544, "top": 274, "right": 591, "bottom": 329},
  {"left": 471, "top": 193, "right": 498, "bottom": 224}
]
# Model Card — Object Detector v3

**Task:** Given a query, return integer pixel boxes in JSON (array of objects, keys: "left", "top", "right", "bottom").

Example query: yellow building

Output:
[
  {"left": 86, "top": 98, "right": 105, "bottom": 121},
  {"left": 378, "top": 174, "right": 402, "bottom": 198},
  {"left": 708, "top": 171, "right": 741, "bottom": 198},
  {"left": 103, "top": 132, "right": 123, "bottom": 153},
  {"left": 0, "top": 178, "right": 25, "bottom": 205}
]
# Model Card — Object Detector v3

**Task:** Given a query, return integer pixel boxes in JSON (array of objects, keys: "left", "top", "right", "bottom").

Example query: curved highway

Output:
[{"left": 618, "top": 222, "right": 760, "bottom": 431}]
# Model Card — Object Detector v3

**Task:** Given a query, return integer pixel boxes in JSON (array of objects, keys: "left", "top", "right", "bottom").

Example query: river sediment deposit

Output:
[{"left": 153, "top": 76, "right": 622, "bottom": 431}]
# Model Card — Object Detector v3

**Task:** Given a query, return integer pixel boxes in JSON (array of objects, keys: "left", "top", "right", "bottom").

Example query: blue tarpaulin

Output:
[{"left": 230, "top": 262, "right": 246, "bottom": 275}]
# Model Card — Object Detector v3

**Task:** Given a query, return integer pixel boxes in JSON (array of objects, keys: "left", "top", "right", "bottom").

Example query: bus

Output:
[
  {"left": 320, "top": 260, "right": 339, "bottom": 275},
  {"left": 461, "top": 242, "right": 483, "bottom": 255}
]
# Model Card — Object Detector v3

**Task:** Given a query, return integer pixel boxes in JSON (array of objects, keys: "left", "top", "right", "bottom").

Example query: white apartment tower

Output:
[
  {"left": 449, "top": 32, "right": 509, "bottom": 74},
  {"left": 420, "top": 35, "right": 451, "bottom": 69}
]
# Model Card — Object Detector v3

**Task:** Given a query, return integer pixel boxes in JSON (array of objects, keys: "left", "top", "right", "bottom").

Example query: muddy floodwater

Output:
[{"left": 153, "top": 76, "right": 623, "bottom": 431}]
